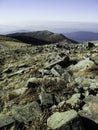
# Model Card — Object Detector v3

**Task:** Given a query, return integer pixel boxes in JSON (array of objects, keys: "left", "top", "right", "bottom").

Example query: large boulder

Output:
[
  {"left": 79, "top": 95, "right": 98, "bottom": 130},
  {"left": 69, "top": 58, "right": 95, "bottom": 72},
  {"left": 47, "top": 110, "right": 84, "bottom": 130}
]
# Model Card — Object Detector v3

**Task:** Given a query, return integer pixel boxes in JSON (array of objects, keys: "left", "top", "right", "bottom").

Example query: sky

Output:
[{"left": 0, "top": 0, "right": 98, "bottom": 33}]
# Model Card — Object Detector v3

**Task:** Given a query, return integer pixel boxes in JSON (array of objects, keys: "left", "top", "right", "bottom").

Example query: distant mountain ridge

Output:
[
  {"left": 7, "top": 30, "right": 78, "bottom": 45},
  {"left": 64, "top": 31, "right": 98, "bottom": 42}
]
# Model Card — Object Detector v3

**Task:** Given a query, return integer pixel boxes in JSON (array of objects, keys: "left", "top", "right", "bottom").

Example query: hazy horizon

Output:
[{"left": 0, "top": 0, "right": 98, "bottom": 33}]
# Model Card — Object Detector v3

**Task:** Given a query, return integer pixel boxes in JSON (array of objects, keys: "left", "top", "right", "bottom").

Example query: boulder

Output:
[
  {"left": 91, "top": 54, "right": 98, "bottom": 65},
  {"left": 79, "top": 95, "right": 98, "bottom": 130},
  {"left": 62, "top": 70, "right": 72, "bottom": 82},
  {"left": 66, "top": 93, "right": 81, "bottom": 108},
  {"left": 27, "top": 77, "right": 42, "bottom": 88},
  {"left": 45, "top": 55, "right": 69, "bottom": 69},
  {"left": 51, "top": 65, "right": 64, "bottom": 77},
  {"left": 0, "top": 114, "right": 14, "bottom": 128},
  {"left": 75, "top": 77, "right": 98, "bottom": 95},
  {"left": 39, "top": 91, "right": 53, "bottom": 106},
  {"left": 69, "top": 58, "right": 95, "bottom": 72},
  {"left": 47, "top": 110, "right": 84, "bottom": 130},
  {"left": 12, "top": 101, "right": 42, "bottom": 124}
]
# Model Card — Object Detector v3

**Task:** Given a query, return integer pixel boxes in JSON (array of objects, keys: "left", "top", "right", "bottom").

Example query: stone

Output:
[
  {"left": 62, "top": 70, "right": 72, "bottom": 82},
  {"left": 91, "top": 54, "right": 98, "bottom": 65},
  {"left": 79, "top": 95, "right": 98, "bottom": 130},
  {"left": 12, "top": 101, "right": 42, "bottom": 124},
  {"left": 47, "top": 110, "right": 84, "bottom": 130},
  {"left": 75, "top": 77, "right": 98, "bottom": 95},
  {"left": 66, "top": 94, "right": 81, "bottom": 107},
  {"left": 8, "top": 67, "right": 32, "bottom": 78},
  {"left": 45, "top": 55, "right": 69, "bottom": 69},
  {"left": 13, "top": 87, "right": 28, "bottom": 95},
  {"left": 39, "top": 91, "right": 53, "bottom": 106},
  {"left": 87, "top": 42, "right": 95, "bottom": 48},
  {"left": 27, "top": 77, "right": 42, "bottom": 88},
  {"left": 0, "top": 114, "right": 14, "bottom": 128},
  {"left": 70, "top": 58, "right": 95, "bottom": 72},
  {"left": 18, "top": 63, "right": 29, "bottom": 68},
  {"left": 51, "top": 65, "right": 64, "bottom": 77},
  {"left": 40, "top": 69, "right": 52, "bottom": 76},
  {"left": 3, "top": 68, "right": 12, "bottom": 73}
]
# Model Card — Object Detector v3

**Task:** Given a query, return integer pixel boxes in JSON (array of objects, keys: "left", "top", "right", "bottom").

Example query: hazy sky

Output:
[
  {"left": 0, "top": 0, "right": 98, "bottom": 25},
  {"left": 0, "top": 0, "right": 98, "bottom": 33}
]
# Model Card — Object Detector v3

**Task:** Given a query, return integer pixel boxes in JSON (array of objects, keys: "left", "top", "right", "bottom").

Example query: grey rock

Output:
[
  {"left": 13, "top": 87, "right": 28, "bottom": 95},
  {"left": 91, "top": 54, "right": 98, "bottom": 65},
  {"left": 12, "top": 101, "right": 42, "bottom": 124},
  {"left": 45, "top": 55, "right": 69, "bottom": 69},
  {"left": 8, "top": 67, "right": 32, "bottom": 78},
  {"left": 39, "top": 91, "right": 53, "bottom": 106},
  {"left": 0, "top": 114, "right": 14, "bottom": 128},
  {"left": 51, "top": 65, "right": 64, "bottom": 77},
  {"left": 62, "top": 70, "right": 72, "bottom": 82},
  {"left": 70, "top": 58, "right": 95, "bottom": 72},
  {"left": 79, "top": 95, "right": 98, "bottom": 130},
  {"left": 27, "top": 77, "right": 42, "bottom": 88},
  {"left": 66, "top": 94, "right": 81, "bottom": 107},
  {"left": 47, "top": 110, "right": 84, "bottom": 130},
  {"left": 75, "top": 77, "right": 97, "bottom": 89},
  {"left": 40, "top": 69, "right": 52, "bottom": 76},
  {"left": 3, "top": 68, "right": 12, "bottom": 73}
]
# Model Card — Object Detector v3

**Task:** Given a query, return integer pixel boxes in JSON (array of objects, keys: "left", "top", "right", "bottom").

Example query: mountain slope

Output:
[
  {"left": 64, "top": 31, "right": 98, "bottom": 42},
  {"left": 7, "top": 30, "right": 78, "bottom": 45}
]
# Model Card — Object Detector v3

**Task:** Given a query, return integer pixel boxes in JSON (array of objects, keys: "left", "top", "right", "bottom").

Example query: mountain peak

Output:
[{"left": 7, "top": 30, "right": 78, "bottom": 45}]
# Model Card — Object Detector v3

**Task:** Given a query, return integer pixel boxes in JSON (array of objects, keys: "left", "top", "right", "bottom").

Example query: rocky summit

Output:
[{"left": 0, "top": 31, "right": 98, "bottom": 130}]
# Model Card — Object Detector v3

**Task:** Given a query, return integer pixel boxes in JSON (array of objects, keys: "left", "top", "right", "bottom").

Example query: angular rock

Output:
[
  {"left": 12, "top": 101, "right": 42, "bottom": 124},
  {"left": 3, "top": 68, "right": 12, "bottom": 73},
  {"left": 91, "top": 54, "right": 98, "bottom": 65},
  {"left": 79, "top": 95, "right": 98, "bottom": 130},
  {"left": 27, "top": 77, "right": 42, "bottom": 88},
  {"left": 66, "top": 93, "right": 81, "bottom": 108},
  {"left": 39, "top": 91, "right": 53, "bottom": 106},
  {"left": 51, "top": 65, "right": 64, "bottom": 77},
  {"left": 45, "top": 55, "right": 69, "bottom": 69},
  {"left": 8, "top": 67, "right": 32, "bottom": 78},
  {"left": 47, "top": 110, "right": 84, "bottom": 130},
  {"left": 62, "top": 70, "right": 72, "bottom": 82},
  {"left": 75, "top": 77, "right": 98, "bottom": 95},
  {"left": 13, "top": 87, "right": 28, "bottom": 95},
  {"left": 70, "top": 58, "right": 95, "bottom": 72},
  {"left": 0, "top": 114, "right": 14, "bottom": 128}
]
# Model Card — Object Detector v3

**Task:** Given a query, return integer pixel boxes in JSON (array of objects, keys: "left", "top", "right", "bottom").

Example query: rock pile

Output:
[{"left": 0, "top": 35, "right": 98, "bottom": 129}]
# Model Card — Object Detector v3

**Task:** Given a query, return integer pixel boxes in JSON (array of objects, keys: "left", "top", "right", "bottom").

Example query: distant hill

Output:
[
  {"left": 7, "top": 30, "right": 78, "bottom": 45},
  {"left": 0, "top": 34, "right": 18, "bottom": 42},
  {"left": 64, "top": 31, "right": 98, "bottom": 42}
]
